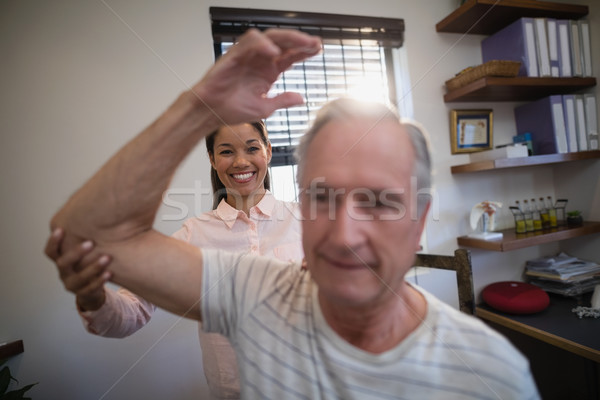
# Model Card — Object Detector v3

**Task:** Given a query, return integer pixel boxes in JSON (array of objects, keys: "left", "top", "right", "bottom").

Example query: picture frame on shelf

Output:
[{"left": 450, "top": 109, "right": 493, "bottom": 154}]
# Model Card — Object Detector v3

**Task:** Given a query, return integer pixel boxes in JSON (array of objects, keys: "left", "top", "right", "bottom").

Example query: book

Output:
[
  {"left": 578, "top": 20, "right": 592, "bottom": 77},
  {"left": 525, "top": 252, "right": 600, "bottom": 283},
  {"left": 529, "top": 276, "right": 600, "bottom": 296},
  {"left": 570, "top": 20, "right": 583, "bottom": 77},
  {"left": 526, "top": 252, "right": 579, "bottom": 269},
  {"left": 526, "top": 261, "right": 600, "bottom": 282},
  {"left": 534, "top": 18, "right": 551, "bottom": 77},
  {"left": 481, "top": 17, "right": 538, "bottom": 77},
  {"left": 469, "top": 144, "right": 528, "bottom": 162},
  {"left": 584, "top": 94, "right": 599, "bottom": 150},
  {"left": 562, "top": 94, "right": 578, "bottom": 152},
  {"left": 545, "top": 18, "right": 560, "bottom": 77},
  {"left": 574, "top": 95, "right": 588, "bottom": 151},
  {"left": 556, "top": 19, "right": 572, "bottom": 77},
  {"left": 526, "top": 269, "right": 600, "bottom": 283},
  {"left": 514, "top": 95, "right": 568, "bottom": 155}
]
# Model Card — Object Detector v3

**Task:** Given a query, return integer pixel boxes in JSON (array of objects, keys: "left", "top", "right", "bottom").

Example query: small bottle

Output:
[
  {"left": 546, "top": 196, "right": 557, "bottom": 228},
  {"left": 539, "top": 197, "right": 550, "bottom": 229},
  {"left": 530, "top": 198, "right": 542, "bottom": 231},
  {"left": 510, "top": 206, "right": 526, "bottom": 234},
  {"left": 522, "top": 200, "right": 534, "bottom": 232},
  {"left": 554, "top": 198, "right": 568, "bottom": 226}
]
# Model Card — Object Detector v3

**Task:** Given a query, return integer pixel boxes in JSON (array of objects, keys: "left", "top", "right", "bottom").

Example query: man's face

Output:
[{"left": 299, "top": 117, "right": 427, "bottom": 308}]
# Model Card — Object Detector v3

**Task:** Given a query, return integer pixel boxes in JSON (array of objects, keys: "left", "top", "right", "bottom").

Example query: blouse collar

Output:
[{"left": 214, "top": 190, "right": 275, "bottom": 228}]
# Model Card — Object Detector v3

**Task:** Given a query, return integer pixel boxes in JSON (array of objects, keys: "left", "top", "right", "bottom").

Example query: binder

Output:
[
  {"left": 578, "top": 20, "right": 592, "bottom": 77},
  {"left": 546, "top": 19, "right": 560, "bottom": 77},
  {"left": 574, "top": 95, "right": 588, "bottom": 151},
  {"left": 570, "top": 20, "right": 583, "bottom": 77},
  {"left": 562, "top": 95, "right": 578, "bottom": 152},
  {"left": 514, "top": 95, "right": 568, "bottom": 155},
  {"left": 534, "top": 18, "right": 551, "bottom": 77},
  {"left": 556, "top": 19, "right": 572, "bottom": 77},
  {"left": 481, "top": 17, "right": 538, "bottom": 77},
  {"left": 584, "top": 94, "right": 598, "bottom": 150}
]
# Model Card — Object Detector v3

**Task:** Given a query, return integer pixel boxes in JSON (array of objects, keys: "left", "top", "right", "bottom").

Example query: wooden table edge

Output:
[{"left": 476, "top": 307, "right": 600, "bottom": 363}]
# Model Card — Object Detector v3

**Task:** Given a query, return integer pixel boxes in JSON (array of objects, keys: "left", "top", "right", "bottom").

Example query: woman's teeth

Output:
[{"left": 232, "top": 172, "right": 253, "bottom": 181}]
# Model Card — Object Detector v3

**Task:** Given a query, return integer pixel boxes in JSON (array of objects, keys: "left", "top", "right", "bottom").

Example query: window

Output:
[{"left": 211, "top": 8, "right": 410, "bottom": 201}]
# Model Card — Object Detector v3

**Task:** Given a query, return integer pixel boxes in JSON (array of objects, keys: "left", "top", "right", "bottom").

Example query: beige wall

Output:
[{"left": 1, "top": 0, "right": 598, "bottom": 398}]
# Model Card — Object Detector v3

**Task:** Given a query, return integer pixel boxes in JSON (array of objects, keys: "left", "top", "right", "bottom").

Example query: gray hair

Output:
[{"left": 294, "top": 98, "right": 433, "bottom": 217}]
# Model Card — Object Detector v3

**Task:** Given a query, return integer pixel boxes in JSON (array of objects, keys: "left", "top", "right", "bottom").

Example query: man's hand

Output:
[
  {"left": 45, "top": 229, "right": 112, "bottom": 311},
  {"left": 191, "top": 28, "right": 322, "bottom": 126}
]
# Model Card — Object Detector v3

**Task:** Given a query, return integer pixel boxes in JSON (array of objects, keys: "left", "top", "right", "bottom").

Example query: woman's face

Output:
[{"left": 209, "top": 123, "right": 272, "bottom": 199}]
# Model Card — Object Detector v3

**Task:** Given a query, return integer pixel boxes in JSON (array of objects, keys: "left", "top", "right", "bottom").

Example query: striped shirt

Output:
[{"left": 202, "top": 249, "right": 540, "bottom": 400}]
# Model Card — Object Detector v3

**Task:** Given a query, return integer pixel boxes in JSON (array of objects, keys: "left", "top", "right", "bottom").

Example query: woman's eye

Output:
[
  {"left": 219, "top": 150, "right": 233, "bottom": 155},
  {"left": 247, "top": 146, "right": 259, "bottom": 153}
]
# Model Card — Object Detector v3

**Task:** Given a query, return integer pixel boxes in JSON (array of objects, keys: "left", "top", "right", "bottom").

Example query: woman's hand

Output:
[{"left": 45, "top": 229, "right": 112, "bottom": 311}]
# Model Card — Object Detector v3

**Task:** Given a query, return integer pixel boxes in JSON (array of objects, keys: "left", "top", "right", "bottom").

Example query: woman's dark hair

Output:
[{"left": 205, "top": 121, "right": 271, "bottom": 209}]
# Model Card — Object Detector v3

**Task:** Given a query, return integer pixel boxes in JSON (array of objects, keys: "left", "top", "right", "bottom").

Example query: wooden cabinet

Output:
[{"left": 437, "top": 0, "right": 599, "bottom": 252}]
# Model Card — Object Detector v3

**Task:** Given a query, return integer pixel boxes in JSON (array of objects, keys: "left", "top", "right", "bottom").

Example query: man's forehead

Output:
[
  {"left": 301, "top": 118, "right": 415, "bottom": 188},
  {"left": 307, "top": 117, "right": 411, "bottom": 158}
]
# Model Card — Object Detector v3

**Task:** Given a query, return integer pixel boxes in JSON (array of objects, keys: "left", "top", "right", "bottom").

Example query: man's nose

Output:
[{"left": 327, "top": 198, "right": 366, "bottom": 249}]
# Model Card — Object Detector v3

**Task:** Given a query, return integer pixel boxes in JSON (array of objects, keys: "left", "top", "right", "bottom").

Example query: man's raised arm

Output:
[{"left": 47, "top": 29, "right": 321, "bottom": 319}]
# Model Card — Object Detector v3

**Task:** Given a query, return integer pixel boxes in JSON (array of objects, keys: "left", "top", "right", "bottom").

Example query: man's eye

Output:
[{"left": 314, "top": 193, "right": 328, "bottom": 202}]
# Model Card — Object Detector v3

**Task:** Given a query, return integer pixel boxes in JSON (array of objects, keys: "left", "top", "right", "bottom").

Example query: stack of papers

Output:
[{"left": 525, "top": 252, "right": 600, "bottom": 296}]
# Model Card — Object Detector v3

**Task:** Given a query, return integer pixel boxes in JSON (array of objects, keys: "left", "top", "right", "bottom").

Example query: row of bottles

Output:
[{"left": 509, "top": 196, "right": 568, "bottom": 234}]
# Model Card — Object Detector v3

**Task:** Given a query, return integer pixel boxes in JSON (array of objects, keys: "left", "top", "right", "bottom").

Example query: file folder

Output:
[{"left": 515, "top": 95, "right": 568, "bottom": 155}]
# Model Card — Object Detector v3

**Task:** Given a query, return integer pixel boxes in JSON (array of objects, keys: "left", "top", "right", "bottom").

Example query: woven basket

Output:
[{"left": 445, "top": 60, "right": 521, "bottom": 91}]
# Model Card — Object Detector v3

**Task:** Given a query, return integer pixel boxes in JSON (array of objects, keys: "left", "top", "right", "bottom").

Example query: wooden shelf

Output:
[
  {"left": 436, "top": 0, "right": 588, "bottom": 34},
  {"left": 0, "top": 340, "right": 24, "bottom": 359},
  {"left": 457, "top": 221, "right": 600, "bottom": 251},
  {"left": 444, "top": 77, "right": 596, "bottom": 102},
  {"left": 451, "top": 150, "right": 600, "bottom": 174}
]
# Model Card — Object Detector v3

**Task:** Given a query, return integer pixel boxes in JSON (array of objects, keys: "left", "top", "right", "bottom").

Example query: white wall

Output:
[{"left": 1, "top": 0, "right": 598, "bottom": 399}]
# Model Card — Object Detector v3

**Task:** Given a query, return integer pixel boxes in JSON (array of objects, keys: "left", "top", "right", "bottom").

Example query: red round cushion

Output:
[{"left": 482, "top": 281, "right": 550, "bottom": 314}]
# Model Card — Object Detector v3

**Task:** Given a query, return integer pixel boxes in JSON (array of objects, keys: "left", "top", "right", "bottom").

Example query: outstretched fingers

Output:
[
  {"left": 188, "top": 28, "right": 322, "bottom": 132},
  {"left": 264, "top": 28, "right": 322, "bottom": 70}
]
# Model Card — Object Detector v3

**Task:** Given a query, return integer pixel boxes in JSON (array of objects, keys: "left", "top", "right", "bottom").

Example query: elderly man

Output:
[{"left": 47, "top": 28, "right": 539, "bottom": 399}]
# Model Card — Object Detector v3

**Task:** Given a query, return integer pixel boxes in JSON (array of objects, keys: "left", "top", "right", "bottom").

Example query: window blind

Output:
[{"left": 211, "top": 7, "right": 405, "bottom": 167}]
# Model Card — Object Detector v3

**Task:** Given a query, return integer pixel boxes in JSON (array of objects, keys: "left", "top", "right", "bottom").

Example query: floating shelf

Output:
[
  {"left": 0, "top": 340, "right": 24, "bottom": 359},
  {"left": 457, "top": 221, "right": 600, "bottom": 251},
  {"left": 451, "top": 150, "right": 600, "bottom": 174},
  {"left": 436, "top": 0, "right": 588, "bottom": 34},
  {"left": 444, "top": 77, "right": 597, "bottom": 102}
]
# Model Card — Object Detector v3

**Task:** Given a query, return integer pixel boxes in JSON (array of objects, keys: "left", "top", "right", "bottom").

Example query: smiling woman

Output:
[{"left": 205, "top": 121, "right": 272, "bottom": 215}]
